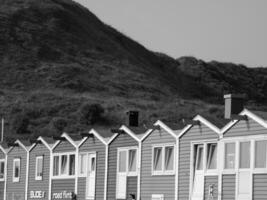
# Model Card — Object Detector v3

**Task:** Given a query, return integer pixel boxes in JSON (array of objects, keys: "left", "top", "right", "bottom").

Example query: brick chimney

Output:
[
  {"left": 224, "top": 94, "right": 245, "bottom": 119},
  {"left": 127, "top": 111, "right": 139, "bottom": 127}
]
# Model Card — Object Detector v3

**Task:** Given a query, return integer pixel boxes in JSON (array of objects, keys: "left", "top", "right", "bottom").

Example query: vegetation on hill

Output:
[{"left": 0, "top": 0, "right": 266, "bottom": 142}]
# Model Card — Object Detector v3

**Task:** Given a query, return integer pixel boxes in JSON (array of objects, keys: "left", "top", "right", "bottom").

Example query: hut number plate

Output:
[{"left": 30, "top": 191, "right": 45, "bottom": 199}]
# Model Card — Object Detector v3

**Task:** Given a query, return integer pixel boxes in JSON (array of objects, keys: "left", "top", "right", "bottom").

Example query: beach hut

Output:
[
  {"left": 139, "top": 120, "right": 183, "bottom": 200},
  {"left": 50, "top": 133, "right": 81, "bottom": 200},
  {"left": 77, "top": 129, "right": 115, "bottom": 200},
  {"left": 6, "top": 140, "right": 31, "bottom": 200},
  {"left": 218, "top": 94, "right": 267, "bottom": 200},
  {"left": 106, "top": 111, "right": 151, "bottom": 200},
  {"left": 177, "top": 115, "right": 223, "bottom": 200},
  {"left": 27, "top": 137, "right": 55, "bottom": 200},
  {"left": 0, "top": 143, "right": 7, "bottom": 200}
]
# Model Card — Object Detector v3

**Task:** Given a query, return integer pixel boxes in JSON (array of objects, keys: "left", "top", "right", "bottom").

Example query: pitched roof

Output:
[
  {"left": 252, "top": 110, "right": 267, "bottom": 121},
  {"left": 200, "top": 114, "right": 231, "bottom": 129}
]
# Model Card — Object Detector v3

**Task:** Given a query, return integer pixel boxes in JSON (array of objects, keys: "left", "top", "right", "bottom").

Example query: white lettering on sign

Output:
[
  {"left": 52, "top": 191, "right": 72, "bottom": 199},
  {"left": 30, "top": 191, "right": 45, "bottom": 199}
]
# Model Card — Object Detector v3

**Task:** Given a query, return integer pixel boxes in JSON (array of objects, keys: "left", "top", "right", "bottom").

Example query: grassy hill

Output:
[{"left": 0, "top": 0, "right": 267, "bottom": 142}]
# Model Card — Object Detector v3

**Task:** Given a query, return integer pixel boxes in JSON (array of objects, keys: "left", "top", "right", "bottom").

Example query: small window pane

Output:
[
  {"left": 91, "top": 157, "right": 96, "bottom": 172},
  {"left": 196, "top": 145, "right": 204, "bottom": 170},
  {"left": 165, "top": 146, "right": 174, "bottom": 171},
  {"left": 207, "top": 144, "right": 217, "bottom": 169},
  {"left": 153, "top": 147, "right": 163, "bottom": 171},
  {"left": 36, "top": 157, "right": 43, "bottom": 178},
  {"left": 119, "top": 151, "right": 127, "bottom": 172},
  {"left": 69, "top": 155, "right": 75, "bottom": 175},
  {"left": 53, "top": 156, "right": 59, "bottom": 176},
  {"left": 225, "top": 143, "right": 235, "bottom": 169},
  {"left": 0, "top": 161, "right": 4, "bottom": 179},
  {"left": 129, "top": 149, "right": 137, "bottom": 172},
  {"left": 14, "top": 159, "right": 20, "bottom": 178},
  {"left": 239, "top": 142, "right": 250, "bottom": 168},
  {"left": 255, "top": 141, "right": 267, "bottom": 168},
  {"left": 61, "top": 155, "right": 68, "bottom": 175},
  {"left": 79, "top": 154, "right": 87, "bottom": 175}
]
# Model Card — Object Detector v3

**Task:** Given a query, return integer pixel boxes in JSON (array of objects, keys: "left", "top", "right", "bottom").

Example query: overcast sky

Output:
[{"left": 74, "top": 0, "right": 267, "bottom": 67}]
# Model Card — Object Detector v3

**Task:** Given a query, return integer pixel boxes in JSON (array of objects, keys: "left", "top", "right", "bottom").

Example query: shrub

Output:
[
  {"left": 11, "top": 112, "right": 30, "bottom": 134},
  {"left": 52, "top": 117, "right": 68, "bottom": 132},
  {"left": 79, "top": 103, "right": 104, "bottom": 125}
]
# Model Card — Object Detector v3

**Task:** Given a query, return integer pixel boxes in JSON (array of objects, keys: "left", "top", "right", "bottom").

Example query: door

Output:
[
  {"left": 86, "top": 153, "right": 96, "bottom": 200},
  {"left": 236, "top": 142, "right": 251, "bottom": 200},
  {"left": 191, "top": 144, "right": 204, "bottom": 200},
  {"left": 116, "top": 149, "right": 127, "bottom": 199}
]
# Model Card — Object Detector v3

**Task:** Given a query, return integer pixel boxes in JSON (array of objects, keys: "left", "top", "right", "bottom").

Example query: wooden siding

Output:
[
  {"left": 222, "top": 174, "right": 235, "bottom": 200},
  {"left": 28, "top": 143, "right": 50, "bottom": 200},
  {"left": 53, "top": 140, "right": 75, "bottom": 153},
  {"left": 178, "top": 124, "right": 219, "bottom": 200},
  {"left": 127, "top": 176, "right": 137, "bottom": 200},
  {"left": 107, "top": 133, "right": 138, "bottom": 200},
  {"left": 253, "top": 174, "right": 267, "bottom": 200},
  {"left": 0, "top": 182, "right": 4, "bottom": 200},
  {"left": 204, "top": 176, "right": 218, "bottom": 200},
  {"left": 224, "top": 118, "right": 267, "bottom": 138},
  {"left": 140, "top": 129, "right": 176, "bottom": 200},
  {"left": 51, "top": 179, "right": 75, "bottom": 200},
  {"left": 77, "top": 137, "right": 106, "bottom": 200},
  {"left": 6, "top": 146, "right": 27, "bottom": 200}
]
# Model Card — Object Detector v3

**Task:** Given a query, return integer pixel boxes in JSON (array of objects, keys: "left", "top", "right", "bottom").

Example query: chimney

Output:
[
  {"left": 224, "top": 94, "right": 245, "bottom": 119},
  {"left": 127, "top": 111, "right": 139, "bottom": 127}
]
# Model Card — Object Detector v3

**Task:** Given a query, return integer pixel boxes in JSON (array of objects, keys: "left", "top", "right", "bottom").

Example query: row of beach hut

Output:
[{"left": 0, "top": 94, "right": 267, "bottom": 200}]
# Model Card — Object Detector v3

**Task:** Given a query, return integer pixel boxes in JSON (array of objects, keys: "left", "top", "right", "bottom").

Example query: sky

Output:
[{"left": 74, "top": 0, "right": 267, "bottom": 67}]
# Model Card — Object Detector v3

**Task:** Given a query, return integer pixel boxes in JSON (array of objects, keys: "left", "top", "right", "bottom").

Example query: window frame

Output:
[
  {"left": 35, "top": 156, "right": 44, "bottom": 181},
  {"left": 78, "top": 153, "right": 88, "bottom": 177},
  {"left": 13, "top": 158, "right": 20, "bottom": 182},
  {"left": 117, "top": 146, "right": 138, "bottom": 177},
  {"left": 0, "top": 159, "right": 5, "bottom": 181},
  {"left": 254, "top": 139, "right": 267, "bottom": 170},
  {"left": 151, "top": 143, "right": 175, "bottom": 176},
  {"left": 52, "top": 152, "right": 76, "bottom": 179}
]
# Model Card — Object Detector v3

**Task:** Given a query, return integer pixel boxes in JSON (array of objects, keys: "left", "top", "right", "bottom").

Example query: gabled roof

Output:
[
  {"left": 178, "top": 115, "right": 222, "bottom": 139},
  {"left": 78, "top": 129, "right": 117, "bottom": 147},
  {"left": 29, "top": 136, "right": 55, "bottom": 152},
  {"left": 7, "top": 139, "right": 30, "bottom": 153},
  {"left": 52, "top": 133, "right": 78, "bottom": 150},
  {"left": 108, "top": 125, "right": 152, "bottom": 144},
  {"left": 141, "top": 120, "right": 179, "bottom": 142},
  {"left": 221, "top": 109, "right": 267, "bottom": 134}
]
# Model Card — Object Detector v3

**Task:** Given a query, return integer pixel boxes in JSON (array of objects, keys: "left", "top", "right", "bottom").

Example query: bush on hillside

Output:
[
  {"left": 11, "top": 112, "right": 30, "bottom": 134},
  {"left": 52, "top": 117, "right": 68, "bottom": 132},
  {"left": 79, "top": 103, "right": 104, "bottom": 125}
]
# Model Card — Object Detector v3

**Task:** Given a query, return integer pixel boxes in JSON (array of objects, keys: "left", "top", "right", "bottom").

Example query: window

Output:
[
  {"left": 207, "top": 144, "right": 217, "bottom": 169},
  {"left": 165, "top": 146, "right": 174, "bottom": 171},
  {"left": 117, "top": 148, "right": 138, "bottom": 176},
  {"left": 255, "top": 140, "right": 267, "bottom": 168},
  {"left": 0, "top": 160, "right": 5, "bottom": 180},
  {"left": 195, "top": 145, "right": 204, "bottom": 170},
  {"left": 129, "top": 149, "right": 137, "bottom": 172},
  {"left": 225, "top": 143, "right": 235, "bottom": 169},
  {"left": 152, "top": 145, "right": 175, "bottom": 175},
  {"left": 53, "top": 153, "right": 76, "bottom": 177},
  {"left": 13, "top": 158, "right": 20, "bottom": 182},
  {"left": 35, "top": 156, "right": 43, "bottom": 180},
  {"left": 79, "top": 153, "right": 87, "bottom": 176},
  {"left": 239, "top": 142, "right": 250, "bottom": 168},
  {"left": 153, "top": 147, "right": 163, "bottom": 171},
  {"left": 69, "top": 154, "right": 75, "bottom": 175},
  {"left": 53, "top": 156, "right": 59, "bottom": 176}
]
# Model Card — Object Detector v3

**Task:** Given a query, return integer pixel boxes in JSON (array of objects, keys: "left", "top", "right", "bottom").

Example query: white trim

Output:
[
  {"left": 78, "top": 129, "right": 109, "bottom": 147},
  {"left": 29, "top": 136, "right": 53, "bottom": 152},
  {"left": 119, "top": 125, "right": 140, "bottom": 142},
  {"left": 3, "top": 154, "right": 7, "bottom": 200},
  {"left": 104, "top": 144, "right": 108, "bottom": 200},
  {"left": 25, "top": 151, "right": 29, "bottom": 200},
  {"left": 85, "top": 153, "right": 97, "bottom": 200},
  {"left": 48, "top": 148, "right": 52, "bottom": 200},
  {"left": 35, "top": 156, "right": 44, "bottom": 180},
  {"left": 52, "top": 133, "right": 78, "bottom": 151},
  {"left": 78, "top": 152, "right": 88, "bottom": 177},
  {"left": 0, "top": 159, "right": 5, "bottom": 181},
  {"left": 151, "top": 143, "right": 176, "bottom": 176},
  {"left": 12, "top": 158, "right": 20, "bottom": 182},
  {"left": 174, "top": 138, "right": 179, "bottom": 200},
  {"left": 75, "top": 148, "right": 79, "bottom": 195},
  {"left": 141, "top": 120, "right": 177, "bottom": 142},
  {"left": 137, "top": 142, "right": 141, "bottom": 200}
]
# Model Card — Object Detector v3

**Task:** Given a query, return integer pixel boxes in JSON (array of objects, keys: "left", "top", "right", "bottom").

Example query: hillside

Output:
[{"left": 0, "top": 0, "right": 267, "bottom": 142}]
